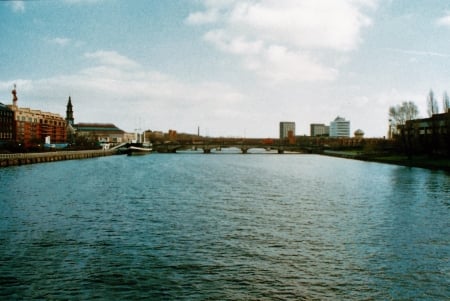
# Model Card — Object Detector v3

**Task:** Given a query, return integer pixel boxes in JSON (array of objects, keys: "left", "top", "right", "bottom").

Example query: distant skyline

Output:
[{"left": 1, "top": 0, "right": 450, "bottom": 137}]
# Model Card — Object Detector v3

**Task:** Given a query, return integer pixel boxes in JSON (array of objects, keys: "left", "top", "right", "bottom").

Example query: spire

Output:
[
  {"left": 66, "top": 96, "right": 74, "bottom": 125},
  {"left": 11, "top": 84, "right": 18, "bottom": 107}
]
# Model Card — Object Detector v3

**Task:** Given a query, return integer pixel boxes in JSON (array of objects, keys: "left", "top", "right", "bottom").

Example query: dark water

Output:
[{"left": 1, "top": 153, "right": 449, "bottom": 300}]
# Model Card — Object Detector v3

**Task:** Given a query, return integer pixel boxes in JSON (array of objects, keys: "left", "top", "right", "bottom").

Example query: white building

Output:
[
  {"left": 279, "top": 121, "right": 295, "bottom": 139},
  {"left": 329, "top": 116, "right": 350, "bottom": 137}
]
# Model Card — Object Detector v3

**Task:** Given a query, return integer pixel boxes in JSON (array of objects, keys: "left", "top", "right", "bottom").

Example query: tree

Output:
[
  {"left": 443, "top": 91, "right": 450, "bottom": 113},
  {"left": 389, "top": 101, "right": 419, "bottom": 128},
  {"left": 443, "top": 92, "right": 450, "bottom": 156},
  {"left": 427, "top": 89, "right": 439, "bottom": 116},
  {"left": 389, "top": 101, "right": 419, "bottom": 157}
]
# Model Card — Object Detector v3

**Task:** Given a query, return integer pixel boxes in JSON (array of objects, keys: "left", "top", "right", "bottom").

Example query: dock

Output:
[{"left": 0, "top": 149, "right": 116, "bottom": 168}]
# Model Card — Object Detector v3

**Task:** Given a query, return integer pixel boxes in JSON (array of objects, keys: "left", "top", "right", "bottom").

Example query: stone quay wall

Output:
[{"left": 0, "top": 150, "right": 117, "bottom": 168}]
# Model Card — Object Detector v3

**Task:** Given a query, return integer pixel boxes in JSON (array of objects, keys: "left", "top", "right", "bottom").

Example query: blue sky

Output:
[{"left": 1, "top": 0, "right": 450, "bottom": 137}]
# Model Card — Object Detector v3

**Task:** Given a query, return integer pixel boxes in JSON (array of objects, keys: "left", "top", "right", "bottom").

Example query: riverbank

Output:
[
  {"left": 323, "top": 150, "right": 450, "bottom": 172},
  {"left": 0, "top": 149, "right": 117, "bottom": 168}
]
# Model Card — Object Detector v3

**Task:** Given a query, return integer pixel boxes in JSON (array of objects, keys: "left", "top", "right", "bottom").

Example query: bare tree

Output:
[
  {"left": 443, "top": 92, "right": 450, "bottom": 156},
  {"left": 443, "top": 91, "right": 450, "bottom": 113},
  {"left": 389, "top": 101, "right": 419, "bottom": 157},
  {"left": 389, "top": 101, "right": 419, "bottom": 128},
  {"left": 427, "top": 89, "right": 439, "bottom": 116}
]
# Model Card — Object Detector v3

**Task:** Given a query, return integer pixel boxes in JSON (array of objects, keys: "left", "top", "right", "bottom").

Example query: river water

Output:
[{"left": 0, "top": 152, "right": 449, "bottom": 300}]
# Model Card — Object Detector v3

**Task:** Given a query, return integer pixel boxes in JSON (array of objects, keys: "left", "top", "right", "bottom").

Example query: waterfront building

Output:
[
  {"left": 7, "top": 86, "right": 67, "bottom": 148},
  {"left": 121, "top": 132, "right": 133, "bottom": 142},
  {"left": 279, "top": 122, "right": 295, "bottom": 139},
  {"left": 0, "top": 102, "right": 15, "bottom": 144},
  {"left": 310, "top": 123, "right": 329, "bottom": 137},
  {"left": 65, "top": 98, "right": 126, "bottom": 145},
  {"left": 330, "top": 116, "right": 350, "bottom": 137},
  {"left": 403, "top": 110, "right": 450, "bottom": 154},
  {"left": 279, "top": 121, "right": 296, "bottom": 144},
  {"left": 354, "top": 129, "right": 364, "bottom": 139},
  {"left": 404, "top": 110, "right": 450, "bottom": 135},
  {"left": 74, "top": 123, "right": 125, "bottom": 144}
]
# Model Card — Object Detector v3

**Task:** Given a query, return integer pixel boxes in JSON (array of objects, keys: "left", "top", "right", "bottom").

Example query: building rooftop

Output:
[
  {"left": 333, "top": 116, "right": 347, "bottom": 122},
  {"left": 0, "top": 102, "right": 12, "bottom": 111},
  {"left": 75, "top": 123, "right": 124, "bottom": 133}
]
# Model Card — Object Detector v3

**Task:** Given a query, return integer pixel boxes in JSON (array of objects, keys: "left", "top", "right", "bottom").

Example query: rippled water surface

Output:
[{"left": 1, "top": 153, "right": 449, "bottom": 300}]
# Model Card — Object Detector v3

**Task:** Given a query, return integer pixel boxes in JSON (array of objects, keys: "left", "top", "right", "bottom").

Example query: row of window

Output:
[
  {"left": 16, "top": 116, "right": 65, "bottom": 126},
  {"left": 0, "top": 117, "right": 14, "bottom": 123},
  {"left": 0, "top": 133, "right": 13, "bottom": 139}
]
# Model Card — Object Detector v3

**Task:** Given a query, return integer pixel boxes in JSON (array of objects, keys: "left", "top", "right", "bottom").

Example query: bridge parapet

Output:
[{"left": 150, "top": 136, "right": 390, "bottom": 154}]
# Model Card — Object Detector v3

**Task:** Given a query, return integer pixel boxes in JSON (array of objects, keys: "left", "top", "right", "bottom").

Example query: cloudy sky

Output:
[{"left": 1, "top": 0, "right": 450, "bottom": 137}]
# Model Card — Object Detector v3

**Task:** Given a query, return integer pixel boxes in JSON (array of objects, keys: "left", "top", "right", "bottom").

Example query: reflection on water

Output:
[{"left": 1, "top": 154, "right": 449, "bottom": 300}]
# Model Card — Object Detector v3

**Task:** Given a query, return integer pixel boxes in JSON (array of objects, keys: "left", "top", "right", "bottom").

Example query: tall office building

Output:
[
  {"left": 329, "top": 116, "right": 350, "bottom": 137},
  {"left": 310, "top": 123, "right": 329, "bottom": 137},
  {"left": 279, "top": 121, "right": 295, "bottom": 139}
]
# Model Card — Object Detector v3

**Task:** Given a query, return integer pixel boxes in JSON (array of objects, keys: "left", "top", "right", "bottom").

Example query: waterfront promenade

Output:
[{"left": 0, "top": 149, "right": 116, "bottom": 167}]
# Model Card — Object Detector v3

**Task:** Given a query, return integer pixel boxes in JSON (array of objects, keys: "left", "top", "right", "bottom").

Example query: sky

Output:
[{"left": 1, "top": 0, "right": 450, "bottom": 138}]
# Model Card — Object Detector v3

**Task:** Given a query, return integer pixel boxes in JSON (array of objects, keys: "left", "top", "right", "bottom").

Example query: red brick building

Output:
[{"left": 6, "top": 86, "right": 67, "bottom": 148}]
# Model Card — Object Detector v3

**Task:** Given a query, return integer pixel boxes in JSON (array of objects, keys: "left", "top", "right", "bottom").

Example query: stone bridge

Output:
[
  {"left": 152, "top": 137, "right": 318, "bottom": 154},
  {"left": 150, "top": 136, "right": 388, "bottom": 154}
]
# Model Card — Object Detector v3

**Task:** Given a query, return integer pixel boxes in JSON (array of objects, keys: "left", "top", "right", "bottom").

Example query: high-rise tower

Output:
[
  {"left": 329, "top": 116, "right": 350, "bottom": 137},
  {"left": 279, "top": 121, "right": 295, "bottom": 139},
  {"left": 66, "top": 96, "right": 74, "bottom": 126}
]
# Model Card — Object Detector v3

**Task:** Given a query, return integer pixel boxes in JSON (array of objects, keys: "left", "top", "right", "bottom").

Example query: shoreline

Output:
[
  {"left": 0, "top": 149, "right": 117, "bottom": 168},
  {"left": 2, "top": 149, "right": 449, "bottom": 172},
  {"left": 322, "top": 150, "right": 450, "bottom": 172}
]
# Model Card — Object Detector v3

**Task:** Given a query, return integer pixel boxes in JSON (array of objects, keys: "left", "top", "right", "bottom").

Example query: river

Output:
[{"left": 1, "top": 152, "right": 449, "bottom": 300}]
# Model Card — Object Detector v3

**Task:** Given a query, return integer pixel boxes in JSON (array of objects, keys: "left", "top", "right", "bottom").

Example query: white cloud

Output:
[
  {"left": 47, "top": 37, "right": 71, "bottom": 46},
  {"left": 436, "top": 12, "right": 450, "bottom": 27},
  {"left": 190, "top": 0, "right": 375, "bottom": 51},
  {"left": 62, "top": 0, "right": 103, "bottom": 4},
  {"left": 84, "top": 50, "right": 140, "bottom": 70},
  {"left": 203, "top": 30, "right": 337, "bottom": 82},
  {"left": 186, "top": 9, "right": 220, "bottom": 25},
  {"left": 9, "top": 1, "right": 25, "bottom": 13},
  {"left": 385, "top": 48, "right": 450, "bottom": 58},
  {"left": 227, "top": 0, "right": 372, "bottom": 51},
  {"left": 0, "top": 51, "right": 251, "bottom": 136},
  {"left": 253, "top": 45, "right": 338, "bottom": 82},
  {"left": 204, "top": 30, "right": 263, "bottom": 55},
  {"left": 188, "top": 0, "right": 376, "bottom": 82}
]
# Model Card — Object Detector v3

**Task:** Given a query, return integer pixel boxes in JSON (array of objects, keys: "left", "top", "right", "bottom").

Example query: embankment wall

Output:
[{"left": 0, "top": 150, "right": 116, "bottom": 168}]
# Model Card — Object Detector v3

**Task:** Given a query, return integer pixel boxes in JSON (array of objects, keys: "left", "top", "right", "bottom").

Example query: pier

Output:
[{"left": 0, "top": 149, "right": 116, "bottom": 168}]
